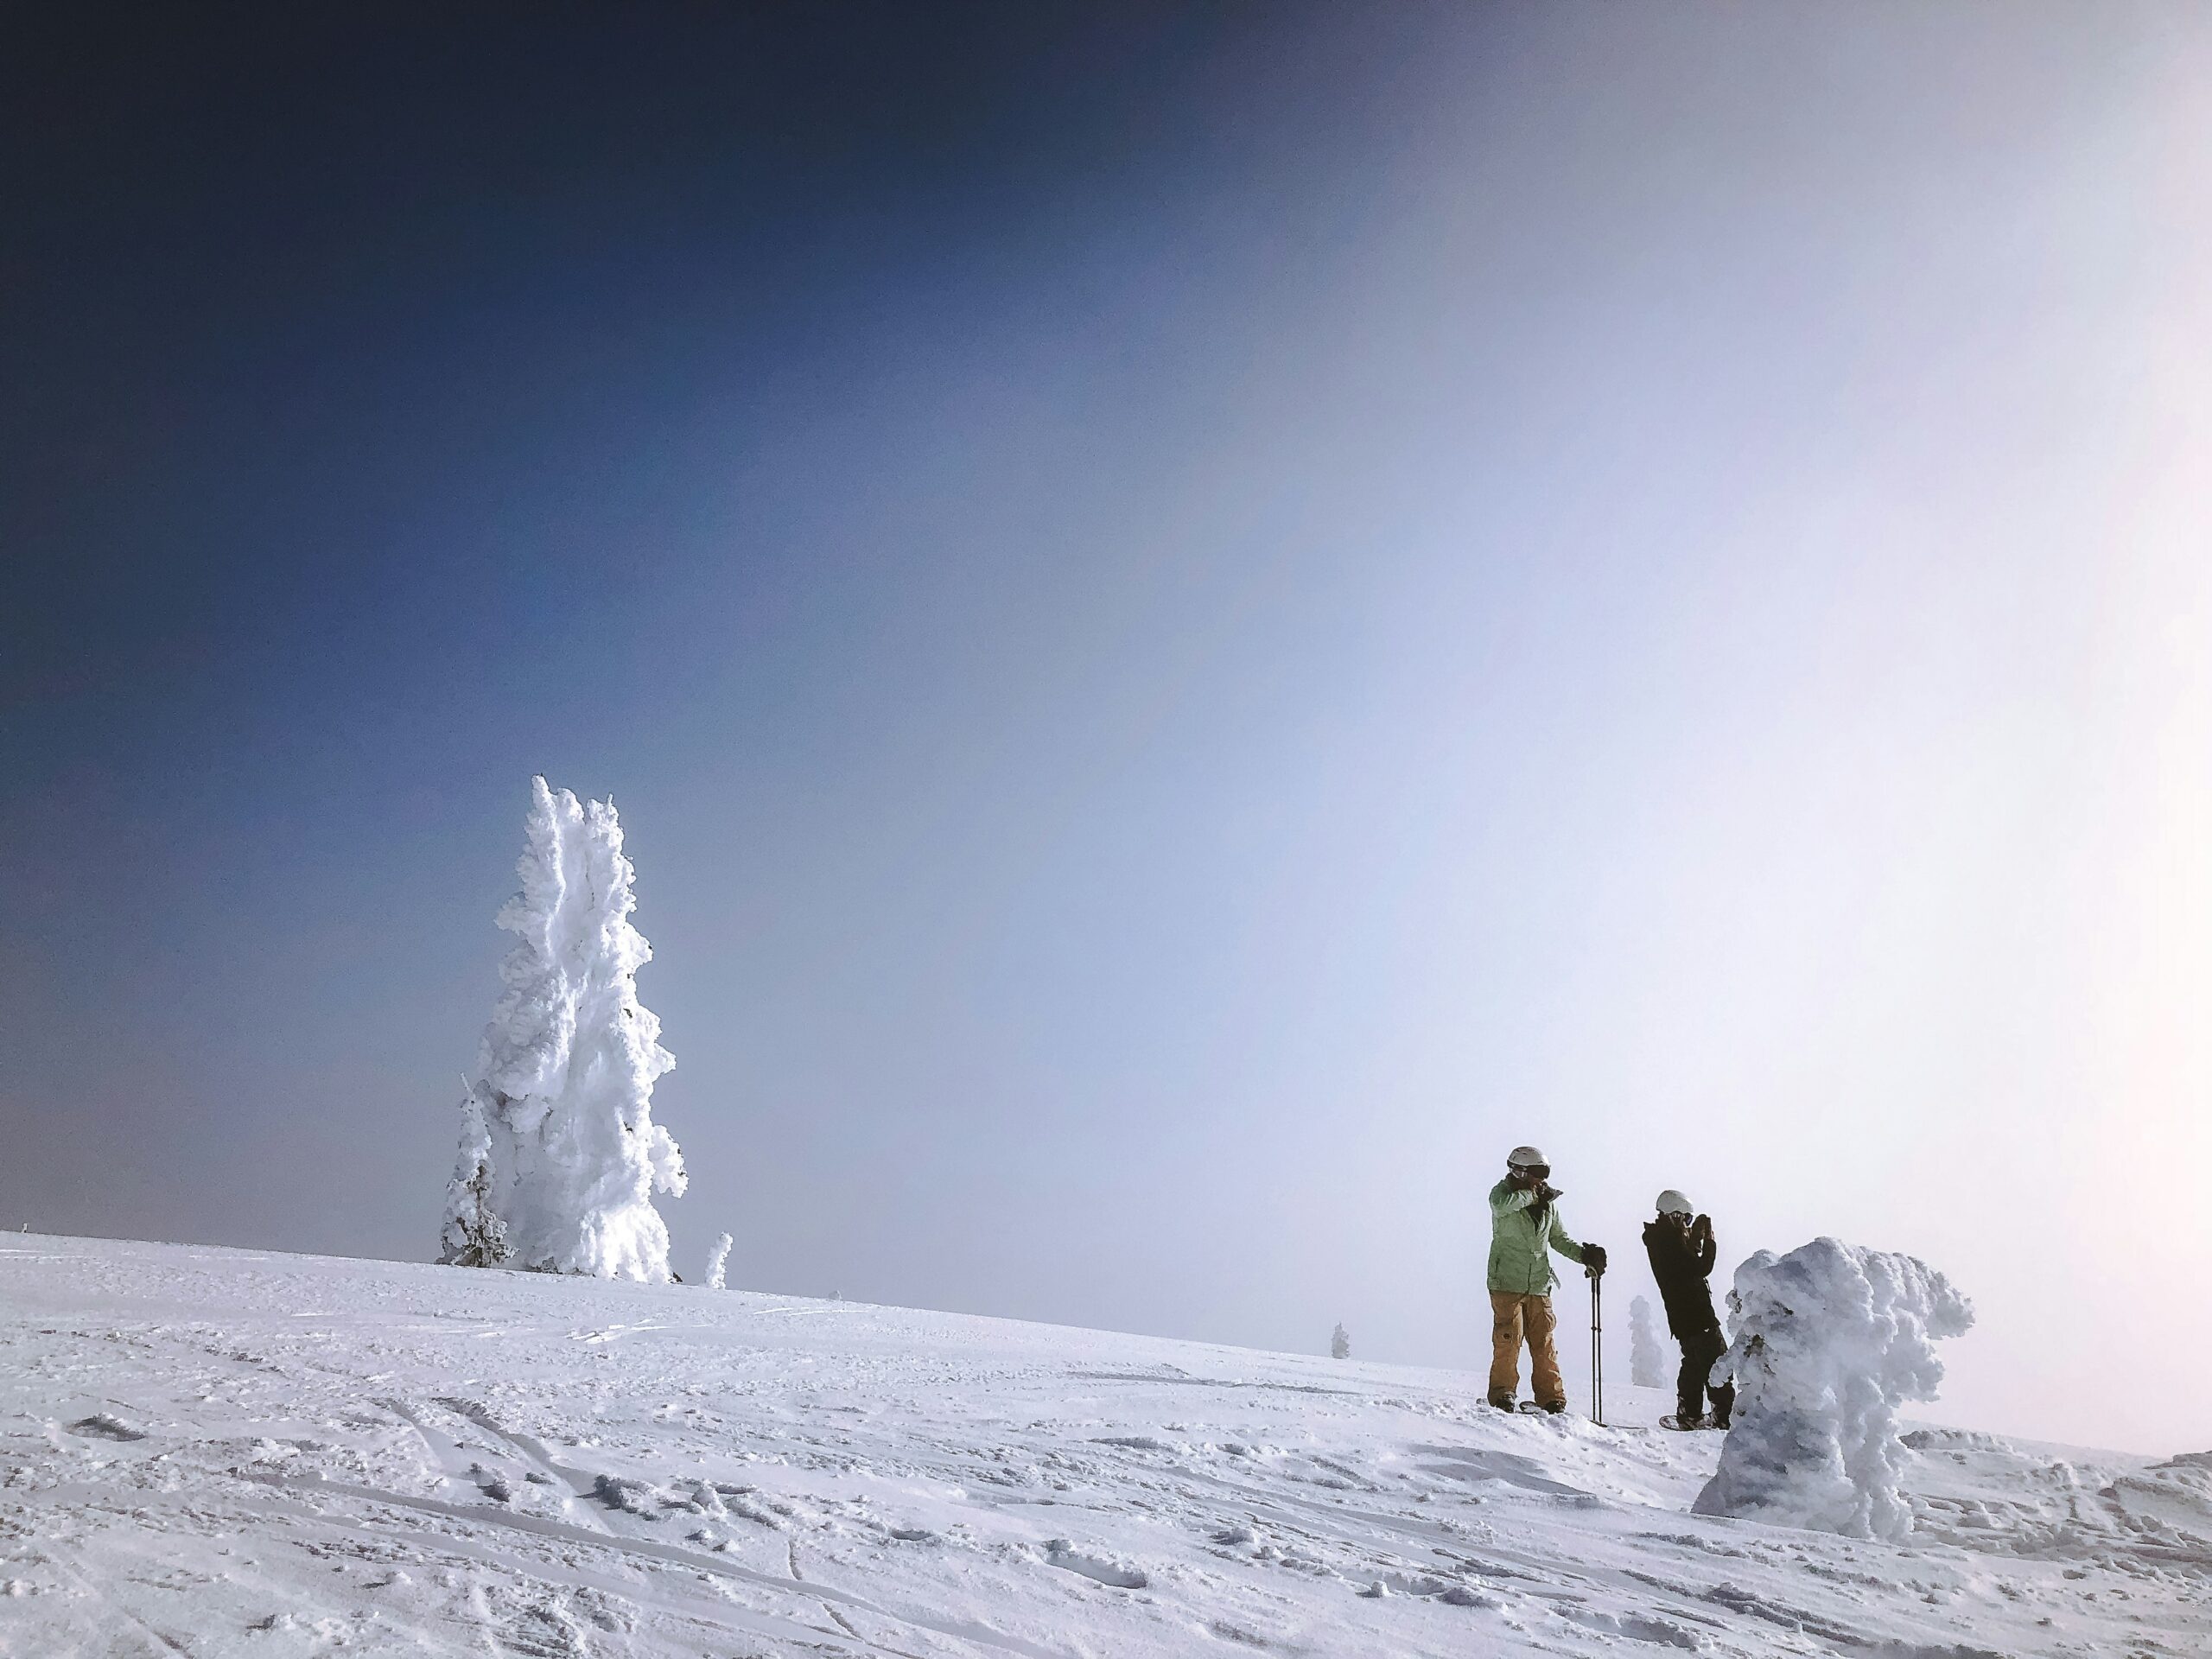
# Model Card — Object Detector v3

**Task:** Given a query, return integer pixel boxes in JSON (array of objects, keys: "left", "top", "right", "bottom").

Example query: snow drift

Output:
[
  {"left": 1694, "top": 1236, "right": 1974, "bottom": 1540},
  {"left": 441, "top": 777, "right": 686, "bottom": 1281}
]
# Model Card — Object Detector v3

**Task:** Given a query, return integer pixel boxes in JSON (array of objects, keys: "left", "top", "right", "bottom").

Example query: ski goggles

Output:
[{"left": 1515, "top": 1164, "right": 1551, "bottom": 1180}]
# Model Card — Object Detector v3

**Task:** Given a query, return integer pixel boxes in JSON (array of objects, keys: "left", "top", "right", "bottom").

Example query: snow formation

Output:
[
  {"left": 1629, "top": 1294, "right": 1669, "bottom": 1389},
  {"left": 441, "top": 777, "right": 686, "bottom": 1281},
  {"left": 706, "top": 1231, "right": 733, "bottom": 1292},
  {"left": 1694, "top": 1236, "right": 1974, "bottom": 1540}
]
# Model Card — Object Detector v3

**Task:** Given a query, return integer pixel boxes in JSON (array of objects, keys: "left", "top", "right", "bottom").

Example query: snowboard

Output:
[{"left": 1660, "top": 1414, "right": 1726, "bottom": 1431}]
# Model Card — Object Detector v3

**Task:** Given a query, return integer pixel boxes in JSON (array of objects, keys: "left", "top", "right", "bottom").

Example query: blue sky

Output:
[{"left": 3, "top": 5, "right": 2206, "bottom": 1453}]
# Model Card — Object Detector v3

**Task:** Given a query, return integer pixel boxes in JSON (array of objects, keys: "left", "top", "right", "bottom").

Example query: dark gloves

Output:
[
  {"left": 1582, "top": 1243, "right": 1608, "bottom": 1274},
  {"left": 1534, "top": 1181, "right": 1561, "bottom": 1204}
]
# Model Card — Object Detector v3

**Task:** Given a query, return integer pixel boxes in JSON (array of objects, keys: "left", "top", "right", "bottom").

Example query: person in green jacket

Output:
[{"left": 1487, "top": 1144, "right": 1606, "bottom": 1412}]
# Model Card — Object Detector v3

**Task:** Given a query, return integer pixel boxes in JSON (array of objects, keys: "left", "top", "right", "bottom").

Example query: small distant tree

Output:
[
  {"left": 706, "top": 1232, "right": 734, "bottom": 1292},
  {"left": 1330, "top": 1322, "right": 1351, "bottom": 1360},
  {"left": 440, "top": 1094, "right": 511, "bottom": 1268}
]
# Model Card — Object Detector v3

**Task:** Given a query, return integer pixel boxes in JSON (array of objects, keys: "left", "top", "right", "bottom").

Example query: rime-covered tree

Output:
[
  {"left": 441, "top": 778, "right": 687, "bottom": 1281},
  {"left": 1330, "top": 1322, "right": 1351, "bottom": 1360},
  {"left": 1694, "top": 1238, "right": 1973, "bottom": 1540},
  {"left": 1629, "top": 1294, "right": 1669, "bottom": 1389},
  {"left": 706, "top": 1232, "right": 734, "bottom": 1292}
]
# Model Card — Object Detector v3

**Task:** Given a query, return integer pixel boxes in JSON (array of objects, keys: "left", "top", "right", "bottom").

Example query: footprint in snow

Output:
[
  {"left": 1366, "top": 1572, "right": 1499, "bottom": 1608},
  {"left": 1557, "top": 1607, "right": 1701, "bottom": 1649},
  {"left": 65, "top": 1414, "right": 147, "bottom": 1441},
  {"left": 1042, "top": 1540, "right": 1147, "bottom": 1589},
  {"left": 721, "top": 1494, "right": 785, "bottom": 1529},
  {"left": 592, "top": 1474, "right": 658, "bottom": 1516}
]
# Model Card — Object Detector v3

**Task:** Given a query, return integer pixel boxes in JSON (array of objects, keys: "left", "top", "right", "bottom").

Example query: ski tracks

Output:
[{"left": 273, "top": 1469, "right": 1075, "bottom": 1659}]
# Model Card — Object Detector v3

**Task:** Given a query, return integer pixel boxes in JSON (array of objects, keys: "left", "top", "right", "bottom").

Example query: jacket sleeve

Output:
[
  {"left": 1694, "top": 1230, "right": 1716, "bottom": 1276},
  {"left": 1490, "top": 1183, "right": 1535, "bottom": 1217},
  {"left": 1548, "top": 1205, "right": 1586, "bottom": 1265}
]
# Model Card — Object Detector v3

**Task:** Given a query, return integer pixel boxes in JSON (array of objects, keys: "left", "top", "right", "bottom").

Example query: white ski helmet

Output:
[
  {"left": 1507, "top": 1145, "right": 1549, "bottom": 1169},
  {"left": 1655, "top": 1189, "right": 1693, "bottom": 1217}
]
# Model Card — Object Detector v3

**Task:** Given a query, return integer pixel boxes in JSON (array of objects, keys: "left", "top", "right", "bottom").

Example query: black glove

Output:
[
  {"left": 1582, "top": 1243, "right": 1608, "bottom": 1274},
  {"left": 1534, "top": 1181, "right": 1561, "bottom": 1204}
]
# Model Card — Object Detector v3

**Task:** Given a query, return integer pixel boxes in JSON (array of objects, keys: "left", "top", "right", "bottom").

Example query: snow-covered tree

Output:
[
  {"left": 1330, "top": 1322, "right": 1351, "bottom": 1360},
  {"left": 1629, "top": 1294, "right": 1669, "bottom": 1389},
  {"left": 1693, "top": 1237, "right": 1974, "bottom": 1540},
  {"left": 440, "top": 777, "right": 687, "bottom": 1281},
  {"left": 706, "top": 1232, "right": 734, "bottom": 1292}
]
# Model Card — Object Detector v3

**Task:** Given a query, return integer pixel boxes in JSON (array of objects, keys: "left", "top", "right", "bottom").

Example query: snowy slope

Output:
[{"left": 1, "top": 1236, "right": 2203, "bottom": 1657}]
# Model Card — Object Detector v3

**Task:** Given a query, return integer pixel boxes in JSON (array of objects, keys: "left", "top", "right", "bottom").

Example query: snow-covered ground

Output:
[{"left": 2, "top": 1236, "right": 2204, "bottom": 1657}]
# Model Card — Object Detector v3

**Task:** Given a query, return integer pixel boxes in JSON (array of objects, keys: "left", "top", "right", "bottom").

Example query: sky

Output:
[{"left": 3, "top": 4, "right": 2207, "bottom": 1455}]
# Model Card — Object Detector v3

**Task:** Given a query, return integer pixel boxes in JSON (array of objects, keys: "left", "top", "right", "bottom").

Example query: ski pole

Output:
[{"left": 1589, "top": 1269, "right": 1605, "bottom": 1426}]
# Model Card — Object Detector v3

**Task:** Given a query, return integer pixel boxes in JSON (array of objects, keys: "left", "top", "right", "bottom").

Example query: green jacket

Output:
[{"left": 1487, "top": 1179, "right": 1589, "bottom": 1295}]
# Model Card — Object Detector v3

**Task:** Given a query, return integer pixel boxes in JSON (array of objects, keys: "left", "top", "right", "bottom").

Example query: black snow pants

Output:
[{"left": 1676, "top": 1324, "right": 1734, "bottom": 1426}]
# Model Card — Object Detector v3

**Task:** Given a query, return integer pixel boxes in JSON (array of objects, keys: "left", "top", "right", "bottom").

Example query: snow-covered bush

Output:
[
  {"left": 440, "top": 778, "right": 687, "bottom": 1281},
  {"left": 706, "top": 1232, "right": 733, "bottom": 1292},
  {"left": 1330, "top": 1322, "right": 1351, "bottom": 1360},
  {"left": 1629, "top": 1295, "right": 1669, "bottom": 1389},
  {"left": 1693, "top": 1237, "right": 1973, "bottom": 1540}
]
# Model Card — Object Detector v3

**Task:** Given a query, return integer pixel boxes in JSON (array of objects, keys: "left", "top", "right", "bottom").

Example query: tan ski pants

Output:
[{"left": 1489, "top": 1291, "right": 1564, "bottom": 1408}]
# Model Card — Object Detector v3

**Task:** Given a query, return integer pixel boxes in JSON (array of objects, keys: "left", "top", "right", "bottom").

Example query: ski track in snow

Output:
[{"left": 0, "top": 1236, "right": 2204, "bottom": 1657}]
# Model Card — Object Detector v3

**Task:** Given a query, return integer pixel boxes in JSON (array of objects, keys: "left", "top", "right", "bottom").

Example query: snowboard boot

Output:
[
  {"left": 1537, "top": 1401, "right": 1567, "bottom": 1415},
  {"left": 1485, "top": 1392, "right": 1516, "bottom": 1411},
  {"left": 1661, "top": 1412, "right": 1708, "bottom": 1431}
]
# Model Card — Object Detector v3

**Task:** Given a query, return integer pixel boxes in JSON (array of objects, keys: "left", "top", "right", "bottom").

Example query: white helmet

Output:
[
  {"left": 1655, "top": 1189, "right": 1693, "bottom": 1217},
  {"left": 1507, "top": 1145, "right": 1549, "bottom": 1169}
]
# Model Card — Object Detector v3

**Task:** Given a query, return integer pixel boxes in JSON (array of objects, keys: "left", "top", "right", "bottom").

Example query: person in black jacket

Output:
[{"left": 1641, "top": 1189, "right": 1735, "bottom": 1428}]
